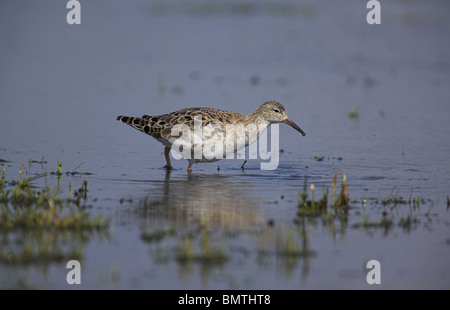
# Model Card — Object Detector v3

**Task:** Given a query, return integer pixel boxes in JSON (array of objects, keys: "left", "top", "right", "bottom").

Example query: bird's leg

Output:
[
  {"left": 164, "top": 146, "right": 172, "bottom": 169},
  {"left": 187, "top": 162, "right": 193, "bottom": 172},
  {"left": 241, "top": 160, "right": 247, "bottom": 170}
]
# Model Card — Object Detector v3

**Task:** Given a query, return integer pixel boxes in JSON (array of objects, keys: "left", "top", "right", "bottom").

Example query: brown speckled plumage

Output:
[
  {"left": 117, "top": 101, "right": 305, "bottom": 171},
  {"left": 117, "top": 107, "right": 243, "bottom": 143}
]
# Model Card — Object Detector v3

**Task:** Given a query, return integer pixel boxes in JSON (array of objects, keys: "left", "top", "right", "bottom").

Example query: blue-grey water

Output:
[{"left": 1, "top": 0, "right": 449, "bottom": 289}]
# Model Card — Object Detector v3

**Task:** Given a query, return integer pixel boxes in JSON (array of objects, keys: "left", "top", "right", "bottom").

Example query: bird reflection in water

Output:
[{"left": 119, "top": 170, "right": 264, "bottom": 230}]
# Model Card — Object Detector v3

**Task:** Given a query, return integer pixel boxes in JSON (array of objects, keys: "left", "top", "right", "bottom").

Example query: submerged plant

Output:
[
  {"left": 348, "top": 108, "right": 359, "bottom": 120},
  {"left": 295, "top": 171, "right": 350, "bottom": 242},
  {"left": 0, "top": 168, "right": 110, "bottom": 266},
  {"left": 141, "top": 225, "right": 176, "bottom": 243},
  {"left": 175, "top": 228, "right": 227, "bottom": 264},
  {"left": 297, "top": 170, "right": 349, "bottom": 218},
  {"left": 277, "top": 228, "right": 314, "bottom": 258}
]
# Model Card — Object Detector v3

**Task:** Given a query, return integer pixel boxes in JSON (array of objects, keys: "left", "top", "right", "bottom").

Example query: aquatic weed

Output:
[
  {"left": 297, "top": 170, "right": 349, "bottom": 218},
  {"left": 141, "top": 225, "right": 176, "bottom": 243},
  {"left": 0, "top": 168, "right": 110, "bottom": 266},
  {"left": 175, "top": 228, "right": 227, "bottom": 264}
]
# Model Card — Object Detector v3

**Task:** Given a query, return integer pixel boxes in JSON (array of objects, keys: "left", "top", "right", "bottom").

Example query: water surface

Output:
[{"left": 0, "top": 0, "right": 449, "bottom": 289}]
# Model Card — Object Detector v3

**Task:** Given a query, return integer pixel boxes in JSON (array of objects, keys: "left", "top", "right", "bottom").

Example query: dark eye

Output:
[{"left": 273, "top": 109, "right": 280, "bottom": 113}]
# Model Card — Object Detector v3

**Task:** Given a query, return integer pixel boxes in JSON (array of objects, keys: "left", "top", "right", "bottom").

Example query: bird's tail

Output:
[{"left": 117, "top": 115, "right": 148, "bottom": 133}]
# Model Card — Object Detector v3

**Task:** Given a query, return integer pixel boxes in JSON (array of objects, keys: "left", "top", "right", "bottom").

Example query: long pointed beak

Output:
[{"left": 283, "top": 117, "right": 306, "bottom": 136}]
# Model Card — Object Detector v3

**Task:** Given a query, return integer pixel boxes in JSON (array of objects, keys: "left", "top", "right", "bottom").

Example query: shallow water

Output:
[{"left": 1, "top": 0, "right": 449, "bottom": 289}]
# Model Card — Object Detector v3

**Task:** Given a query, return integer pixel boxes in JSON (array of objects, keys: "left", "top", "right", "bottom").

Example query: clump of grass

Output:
[
  {"left": 297, "top": 183, "right": 328, "bottom": 217},
  {"left": 28, "top": 156, "right": 47, "bottom": 168},
  {"left": 335, "top": 173, "right": 349, "bottom": 207},
  {"left": 351, "top": 215, "right": 394, "bottom": 236},
  {"left": 68, "top": 179, "right": 89, "bottom": 207},
  {"left": 277, "top": 229, "right": 314, "bottom": 257},
  {"left": 280, "top": 230, "right": 301, "bottom": 256},
  {"left": 297, "top": 171, "right": 349, "bottom": 218},
  {"left": 294, "top": 172, "right": 442, "bottom": 240},
  {"left": 348, "top": 108, "right": 359, "bottom": 120},
  {"left": 379, "top": 187, "right": 427, "bottom": 211},
  {"left": 0, "top": 232, "right": 85, "bottom": 266},
  {"left": 380, "top": 185, "right": 408, "bottom": 206},
  {"left": 0, "top": 168, "right": 110, "bottom": 266},
  {"left": 176, "top": 228, "right": 227, "bottom": 264},
  {"left": 176, "top": 235, "right": 196, "bottom": 261},
  {"left": 295, "top": 171, "right": 350, "bottom": 241},
  {"left": 49, "top": 162, "right": 93, "bottom": 176},
  {"left": 352, "top": 213, "right": 419, "bottom": 236},
  {"left": 0, "top": 172, "right": 105, "bottom": 232}
]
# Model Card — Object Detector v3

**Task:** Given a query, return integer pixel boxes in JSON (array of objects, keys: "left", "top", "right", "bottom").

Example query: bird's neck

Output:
[
  {"left": 239, "top": 111, "right": 271, "bottom": 145},
  {"left": 243, "top": 109, "right": 270, "bottom": 130}
]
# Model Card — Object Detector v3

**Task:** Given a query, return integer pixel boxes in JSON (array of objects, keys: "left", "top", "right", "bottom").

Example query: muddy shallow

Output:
[{"left": 1, "top": 1, "right": 449, "bottom": 289}]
